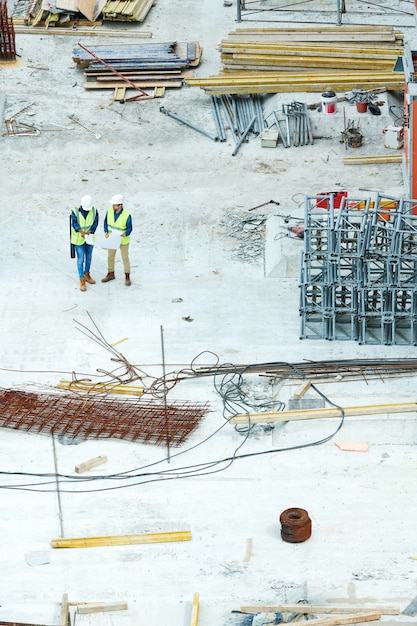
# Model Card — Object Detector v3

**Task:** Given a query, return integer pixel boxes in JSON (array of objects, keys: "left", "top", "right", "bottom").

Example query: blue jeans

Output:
[{"left": 75, "top": 243, "right": 94, "bottom": 278}]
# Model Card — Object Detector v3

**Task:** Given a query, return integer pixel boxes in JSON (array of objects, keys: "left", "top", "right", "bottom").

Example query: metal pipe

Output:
[
  {"left": 232, "top": 115, "right": 256, "bottom": 156},
  {"left": 159, "top": 106, "right": 218, "bottom": 142}
]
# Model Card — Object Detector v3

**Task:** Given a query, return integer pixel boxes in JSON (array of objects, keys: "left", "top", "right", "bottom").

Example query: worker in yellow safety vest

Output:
[
  {"left": 70, "top": 194, "right": 99, "bottom": 292},
  {"left": 101, "top": 194, "right": 133, "bottom": 286}
]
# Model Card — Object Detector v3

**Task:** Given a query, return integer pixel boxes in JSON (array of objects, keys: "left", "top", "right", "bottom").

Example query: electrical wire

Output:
[{"left": 0, "top": 360, "right": 346, "bottom": 494}]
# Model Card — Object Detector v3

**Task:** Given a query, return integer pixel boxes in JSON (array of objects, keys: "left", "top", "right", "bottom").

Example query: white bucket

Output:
[{"left": 321, "top": 90, "right": 337, "bottom": 114}]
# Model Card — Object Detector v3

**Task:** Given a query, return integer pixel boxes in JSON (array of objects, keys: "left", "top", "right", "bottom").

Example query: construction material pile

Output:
[
  {"left": 11, "top": 0, "right": 154, "bottom": 27},
  {"left": 73, "top": 41, "right": 202, "bottom": 92},
  {"left": 186, "top": 25, "right": 404, "bottom": 94},
  {"left": 299, "top": 193, "right": 417, "bottom": 345}
]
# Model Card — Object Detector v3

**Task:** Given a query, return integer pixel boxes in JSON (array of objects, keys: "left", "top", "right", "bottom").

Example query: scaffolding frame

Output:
[{"left": 299, "top": 194, "right": 417, "bottom": 345}]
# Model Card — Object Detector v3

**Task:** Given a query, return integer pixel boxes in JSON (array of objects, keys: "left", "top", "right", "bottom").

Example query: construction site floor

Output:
[{"left": 1, "top": 0, "right": 417, "bottom": 624}]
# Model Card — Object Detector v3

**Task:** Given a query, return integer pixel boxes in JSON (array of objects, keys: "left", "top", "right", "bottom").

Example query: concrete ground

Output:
[{"left": 2, "top": 0, "right": 417, "bottom": 625}]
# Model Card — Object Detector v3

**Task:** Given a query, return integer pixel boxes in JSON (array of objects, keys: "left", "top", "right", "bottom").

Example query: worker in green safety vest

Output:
[
  {"left": 101, "top": 194, "right": 133, "bottom": 286},
  {"left": 70, "top": 194, "right": 99, "bottom": 292}
]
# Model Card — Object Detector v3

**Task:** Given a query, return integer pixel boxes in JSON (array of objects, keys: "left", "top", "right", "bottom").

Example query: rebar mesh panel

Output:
[{"left": 0, "top": 389, "right": 209, "bottom": 446}]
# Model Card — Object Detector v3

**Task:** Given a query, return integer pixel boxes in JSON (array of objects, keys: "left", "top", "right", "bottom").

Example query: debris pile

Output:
[{"left": 220, "top": 212, "right": 267, "bottom": 262}]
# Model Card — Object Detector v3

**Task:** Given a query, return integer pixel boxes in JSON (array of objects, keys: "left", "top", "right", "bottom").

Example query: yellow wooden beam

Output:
[
  {"left": 51, "top": 530, "right": 192, "bottom": 548},
  {"left": 344, "top": 155, "right": 403, "bottom": 165},
  {"left": 190, "top": 593, "right": 200, "bottom": 626},
  {"left": 57, "top": 380, "right": 144, "bottom": 396},
  {"left": 230, "top": 402, "right": 417, "bottom": 424}
]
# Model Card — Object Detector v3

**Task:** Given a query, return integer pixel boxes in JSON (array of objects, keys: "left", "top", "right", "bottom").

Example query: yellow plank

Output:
[
  {"left": 57, "top": 380, "right": 144, "bottom": 396},
  {"left": 190, "top": 593, "right": 199, "bottom": 626},
  {"left": 344, "top": 155, "right": 403, "bottom": 165},
  {"left": 51, "top": 531, "right": 192, "bottom": 548},
  {"left": 240, "top": 606, "right": 400, "bottom": 616},
  {"left": 230, "top": 402, "right": 417, "bottom": 424}
]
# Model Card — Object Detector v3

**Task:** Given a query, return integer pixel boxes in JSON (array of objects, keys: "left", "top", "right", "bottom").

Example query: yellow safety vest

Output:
[
  {"left": 71, "top": 207, "right": 97, "bottom": 246},
  {"left": 107, "top": 207, "right": 130, "bottom": 245}
]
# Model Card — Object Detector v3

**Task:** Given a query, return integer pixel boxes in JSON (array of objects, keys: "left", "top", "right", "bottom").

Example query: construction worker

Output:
[
  {"left": 70, "top": 195, "right": 99, "bottom": 292},
  {"left": 101, "top": 194, "right": 133, "bottom": 286}
]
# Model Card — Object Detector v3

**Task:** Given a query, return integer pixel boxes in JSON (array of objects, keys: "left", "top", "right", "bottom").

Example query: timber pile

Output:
[
  {"left": 73, "top": 41, "right": 202, "bottom": 90},
  {"left": 11, "top": 0, "right": 154, "bottom": 27},
  {"left": 102, "top": 0, "right": 154, "bottom": 21},
  {"left": 186, "top": 25, "right": 404, "bottom": 94}
]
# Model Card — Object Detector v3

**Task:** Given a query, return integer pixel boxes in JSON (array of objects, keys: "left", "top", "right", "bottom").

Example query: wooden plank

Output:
[
  {"left": 229, "top": 401, "right": 417, "bottom": 424},
  {"left": 78, "top": 0, "right": 106, "bottom": 21},
  {"left": 57, "top": 380, "right": 144, "bottom": 395},
  {"left": 60, "top": 593, "right": 70, "bottom": 626},
  {"left": 344, "top": 155, "right": 402, "bottom": 165},
  {"left": 114, "top": 86, "right": 126, "bottom": 100},
  {"left": 51, "top": 530, "right": 192, "bottom": 548},
  {"left": 75, "top": 455, "right": 108, "bottom": 473},
  {"left": 190, "top": 593, "right": 199, "bottom": 626},
  {"left": 293, "top": 380, "right": 312, "bottom": 399},
  {"left": 77, "top": 603, "right": 128, "bottom": 614},
  {"left": 84, "top": 79, "right": 183, "bottom": 88},
  {"left": 273, "top": 614, "right": 381, "bottom": 626},
  {"left": 14, "top": 25, "right": 152, "bottom": 35},
  {"left": 240, "top": 606, "right": 400, "bottom": 616}
]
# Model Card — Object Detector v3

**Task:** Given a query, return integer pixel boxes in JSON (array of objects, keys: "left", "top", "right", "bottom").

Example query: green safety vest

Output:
[
  {"left": 107, "top": 207, "right": 131, "bottom": 245},
  {"left": 71, "top": 207, "right": 97, "bottom": 246}
]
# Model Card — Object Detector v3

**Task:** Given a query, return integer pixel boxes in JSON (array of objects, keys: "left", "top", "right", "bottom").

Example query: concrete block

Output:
[{"left": 261, "top": 128, "right": 279, "bottom": 147}]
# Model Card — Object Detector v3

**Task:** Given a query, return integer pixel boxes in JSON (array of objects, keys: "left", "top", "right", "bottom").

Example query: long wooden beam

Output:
[
  {"left": 14, "top": 26, "right": 152, "bottom": 37},
  {"left": 229, "top": 402, "right": 417, "bottom": 424},
  {"left": 240, "top": 613, "right": 381, "bottom": 626},
  {"left": 344, "top": 155, "right": 403, "bottom": 165},
  {"left": 51, "top": 530, "right": 192, "bottom": 548},
  {"left": 240, "top": 606, "right": 400, "bottom": 615}
]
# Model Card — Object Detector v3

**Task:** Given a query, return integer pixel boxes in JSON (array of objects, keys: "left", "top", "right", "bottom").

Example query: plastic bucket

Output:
[
  {"left": 356, "top": 101, "right": 368, "bottom": 113},
  {"left": 321, "top": 90, "right": 337, "bottom": 114}
]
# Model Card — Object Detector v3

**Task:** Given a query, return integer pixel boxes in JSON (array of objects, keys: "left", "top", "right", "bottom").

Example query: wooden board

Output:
[
  {"left": 75, "top": 455, "right": 108, "bottom": 473},
  {"left": 240, "top": 606, "right": 400, "bottom": 616},
  {"left": 77, "top": 603, "right": 128, "bottom": 614},
  {"left": 230, "top": 401, "right": 417, "bottom": 424},
  {"left": 78, "top": 0, "right": 106, "bottom": 21},
  {"left": 51, "top": 530, "right": 192, "bottom": 548}
]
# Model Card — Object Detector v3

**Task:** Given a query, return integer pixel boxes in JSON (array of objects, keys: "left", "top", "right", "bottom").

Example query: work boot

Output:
[
  {"left": 101, "top": 272, "right": 115, "bottom": 283},
  {"left": 79, "top": 277, "right": 86, "bottom": 292},
  {"left": 84, "top": 272, "right": 96, "bottom": 284},
  {"left": 125, "top": 273, "right": 131, "bottom": 286}
]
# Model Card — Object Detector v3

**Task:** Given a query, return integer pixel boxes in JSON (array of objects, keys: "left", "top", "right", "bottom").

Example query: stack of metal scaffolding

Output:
[
  {"left": 0, "top": 0, "right": 16, "bottom": 60},
  {"left": 299, "top": 193, "right": 417, "bottom": 345}
]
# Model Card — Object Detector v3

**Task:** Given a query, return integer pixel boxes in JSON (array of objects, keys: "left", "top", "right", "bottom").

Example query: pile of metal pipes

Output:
[
  {"left": 299, "top": 193, "right": 417, "bottom": 345},
  {"left": 160, "top": 94, "right": 265, "bottom": 155}
]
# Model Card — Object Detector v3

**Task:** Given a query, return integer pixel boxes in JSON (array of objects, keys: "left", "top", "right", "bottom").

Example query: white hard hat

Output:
[
  {"left": 81, "top": 194, "right": 93, "bottom": 210},
  {"left": 110, "top": 194, "right": 124, "bottom": 205}
]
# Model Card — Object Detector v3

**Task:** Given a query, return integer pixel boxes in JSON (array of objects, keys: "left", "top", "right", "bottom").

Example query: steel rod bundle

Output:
[{"left": 0, "top": 0, "right": 16, "bottom": 60}]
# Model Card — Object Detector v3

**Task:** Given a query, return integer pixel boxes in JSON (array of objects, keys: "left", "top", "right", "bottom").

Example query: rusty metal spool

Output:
[{"left": 280, "top": 507, "right": 312, "bottom": 543}]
